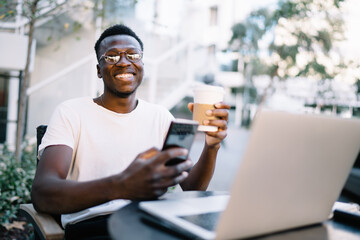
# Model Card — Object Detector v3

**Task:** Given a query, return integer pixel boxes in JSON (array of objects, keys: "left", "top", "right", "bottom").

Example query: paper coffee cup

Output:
[{"left": 193, "top": 85, "right": 225, "bottom": 132}]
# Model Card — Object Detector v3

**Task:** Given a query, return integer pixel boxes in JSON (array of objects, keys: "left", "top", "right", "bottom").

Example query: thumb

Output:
[
  {"left": 188, "top": 102, "right": 194, "bottom": 113},
  {"left": 137, "top": 147, "right": 159, "bottom": 160}
]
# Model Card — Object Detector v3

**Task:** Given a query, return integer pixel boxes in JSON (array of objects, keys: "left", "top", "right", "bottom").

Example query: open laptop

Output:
[{"left": 140, "top": 110, "right": 360, "bottom": 239}]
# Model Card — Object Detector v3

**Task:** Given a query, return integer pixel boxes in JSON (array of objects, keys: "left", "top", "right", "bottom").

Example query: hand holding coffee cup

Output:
[{"left": 192, "top": 85, "right": 225, "bottom": 132}]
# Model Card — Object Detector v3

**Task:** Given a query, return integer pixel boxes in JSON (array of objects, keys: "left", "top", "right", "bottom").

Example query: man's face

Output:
[{"left": 97, "top": 35, "right": 144, "bottom": 98}]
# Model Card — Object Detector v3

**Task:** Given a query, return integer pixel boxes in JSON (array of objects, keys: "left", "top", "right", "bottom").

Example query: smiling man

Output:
[{"left": 31, "top": 24, "right": 230, "bottom": 239}]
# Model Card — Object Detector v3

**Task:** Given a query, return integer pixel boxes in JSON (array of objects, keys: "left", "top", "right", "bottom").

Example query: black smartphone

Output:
[{"left": 162, "top": 119, "right": 198, "bottom": 166}]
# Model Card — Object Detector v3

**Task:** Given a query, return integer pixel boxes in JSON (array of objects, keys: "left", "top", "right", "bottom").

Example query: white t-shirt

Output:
[{"left": 38, "top": 97, "right": 174, "bottom": 227}]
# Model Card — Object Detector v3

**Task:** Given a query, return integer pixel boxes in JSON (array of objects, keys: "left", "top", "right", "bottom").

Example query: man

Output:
[{"left": 31, "top": 24, "right": 230, "bottom": 239}]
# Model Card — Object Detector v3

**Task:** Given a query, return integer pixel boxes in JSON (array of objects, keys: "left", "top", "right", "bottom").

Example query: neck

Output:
[{"left": 100, "top": 92, "right": 137, "bottom": 113}]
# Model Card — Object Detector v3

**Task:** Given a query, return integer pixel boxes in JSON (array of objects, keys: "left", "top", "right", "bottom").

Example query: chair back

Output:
[
  {"left": 353, "top": 151, "right": 360, "bottom": 168},
  {"left": 36, "top": 125, "right": 47, "bottom": 165},
  {"left": 35, "top": 125, "right": 62, "bottom": 225}
]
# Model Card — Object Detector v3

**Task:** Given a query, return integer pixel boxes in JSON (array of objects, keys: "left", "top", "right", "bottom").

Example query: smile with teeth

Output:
[{"left": 115, "top": 73, "right": 134, "bottom": 80}]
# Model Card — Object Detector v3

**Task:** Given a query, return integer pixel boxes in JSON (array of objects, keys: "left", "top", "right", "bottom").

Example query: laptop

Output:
[{"left": 140, "top": 110, "right": 360, "bottom": 239}]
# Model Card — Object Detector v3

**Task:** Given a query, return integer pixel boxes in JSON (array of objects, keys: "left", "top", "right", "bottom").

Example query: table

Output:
[{"left": 108, "top": 191, "right": 360, "bottom": 240}]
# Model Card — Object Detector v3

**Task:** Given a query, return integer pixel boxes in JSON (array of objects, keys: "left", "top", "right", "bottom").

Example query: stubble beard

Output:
[
  {"left": 112, "top": 88, "right": 136, "bottom": 98},
  {"left": 107, "top": 83, "right": 140, "bottom": 98}
]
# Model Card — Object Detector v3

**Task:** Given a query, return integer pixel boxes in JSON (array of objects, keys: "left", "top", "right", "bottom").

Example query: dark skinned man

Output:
[{"left": 31, "top": 24, "right": 230, "bottom": 239}]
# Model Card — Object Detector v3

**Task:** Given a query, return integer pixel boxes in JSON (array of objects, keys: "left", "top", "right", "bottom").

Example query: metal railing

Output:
[
  {"left": 143, "top": 40, "right": 195, "bottom": 108},
  {"left": 27, "top": 40, "right": 196, "bottom": 110}
]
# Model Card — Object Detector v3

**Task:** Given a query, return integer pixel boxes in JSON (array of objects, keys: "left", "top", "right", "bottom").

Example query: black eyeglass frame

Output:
[{"left": 99, "top": 48, "right": 143, "bottom": 64}]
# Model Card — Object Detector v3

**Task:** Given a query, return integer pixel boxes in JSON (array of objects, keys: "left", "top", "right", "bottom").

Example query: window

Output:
[{"left": 210, "top": 6, "right": 218, "bottom": 26}]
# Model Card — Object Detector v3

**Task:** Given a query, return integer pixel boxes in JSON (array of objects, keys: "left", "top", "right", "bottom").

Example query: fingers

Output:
[
  {"left": 203, "top": 119, "right": 228, "bottom": 131},
  {"left": 151, "top": 159, "right": 192, "bottom": 181},
  {"left": 188, "top": 102, "right": 230, "bottom": 114},
  {"left": 152, "top": 188, "right": 168, "bottom": 198},
  {"left": 151, "top": 148, "right": 189, "bottom": 165},
  {"left": 200, "top": 102, "right": 230, "bottom": 131},
  {"left": 152, "top": 171, "right": 189, "bottom": 189},
  {"left": 162, "top": 159, "right": 193, "bottom": 177},
  {"left": 207, "top": 109, "right": 228, "bottom": 121},
  {"left": 137, "top": 147, "right": 159, "bottom": 160},
  {"left": 137, "top": 147, "right": 188, "bottom": 165},
  {"left": 125, "top": 148, "right": 192, "bottom": 200},
  {"left": 214, "top": 102, "right": 231, "bottom": 110},
  {"left": 140, "top": 148, "right": 192, "bottom": 186},
  {"left": 205, "top": 129, "right": 227, "bottom": 139},
  {"left": 206, "top": 103, "right": 230, "bottom": 121},
  {"left": 148, "top": 160, "right": 192, "bottom": 197}
]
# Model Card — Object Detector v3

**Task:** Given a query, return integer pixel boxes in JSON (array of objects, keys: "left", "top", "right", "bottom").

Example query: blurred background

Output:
[
  {"left": 1, "top": 1, "right": 360, "bottom": 236},
  {"left": 0, "top": 0, "right": 359, "bottom": 148}
]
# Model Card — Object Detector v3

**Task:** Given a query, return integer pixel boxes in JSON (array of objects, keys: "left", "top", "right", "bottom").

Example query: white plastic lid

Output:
[
  {"left": 198, "top": 125, "right": 218, "bottom": 132},
  {"left": 193, "top": 85, "right": 225, "bottom": 104}
]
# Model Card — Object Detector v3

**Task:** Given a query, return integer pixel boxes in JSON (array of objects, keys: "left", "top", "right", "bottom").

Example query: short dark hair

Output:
[{"left": 94, "top": 24, "right": 144, "bottom": 60}]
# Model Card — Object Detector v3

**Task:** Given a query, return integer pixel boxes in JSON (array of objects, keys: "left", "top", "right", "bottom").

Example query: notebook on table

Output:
[{"left": 140, "top": 110, "right": 360, "bottom": 239}]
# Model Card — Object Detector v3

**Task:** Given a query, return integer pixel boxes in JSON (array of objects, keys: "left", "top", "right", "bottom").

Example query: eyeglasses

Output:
[{"left": 100, "top": 48, "right": 143, "bottom": 64}]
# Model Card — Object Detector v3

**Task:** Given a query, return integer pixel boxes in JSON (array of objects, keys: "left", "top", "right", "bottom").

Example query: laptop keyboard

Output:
[{"left": 179, "top": 211, "right": 221, "bottom": 231}]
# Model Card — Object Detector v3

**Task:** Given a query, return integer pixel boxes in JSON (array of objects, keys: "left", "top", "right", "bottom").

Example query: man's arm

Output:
[
  {"left": 180, "top": 102, "right": 230, "bottom": 191},
  {"left": 31, "top": 146, "right": 192, "bottom": 215}
]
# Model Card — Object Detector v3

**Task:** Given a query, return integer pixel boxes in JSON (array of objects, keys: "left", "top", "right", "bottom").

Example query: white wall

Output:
[
  {"left": 27, "top": 24, "right": 98, "bottom": 137},
  {"left": 341, "top": 0, "right": 360, "bottom": 60},
  {"left": 23, "top": 0, "right": 291, "bottom": 138}
]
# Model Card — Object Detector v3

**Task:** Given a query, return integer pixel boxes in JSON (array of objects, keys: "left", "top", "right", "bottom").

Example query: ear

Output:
[{"left": 96, "top": 64, "right": 102, "bottom": 78}]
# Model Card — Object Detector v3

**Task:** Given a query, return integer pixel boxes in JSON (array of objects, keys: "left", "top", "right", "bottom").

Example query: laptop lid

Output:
[
  {"left": 140, "top": 110, "right": 360, "bottom": 239},
  {"left": 216, "top": 110, "right": 360, "bottom": 239}
]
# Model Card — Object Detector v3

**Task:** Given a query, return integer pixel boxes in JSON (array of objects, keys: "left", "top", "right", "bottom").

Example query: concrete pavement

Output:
[{"left": 189, "top": 123, "right": 250, "bottom": 191}]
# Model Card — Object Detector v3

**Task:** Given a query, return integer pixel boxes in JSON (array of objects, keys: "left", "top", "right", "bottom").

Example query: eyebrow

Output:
[{"left": 105, "top": 47, "right": 138, "bottom": 52}]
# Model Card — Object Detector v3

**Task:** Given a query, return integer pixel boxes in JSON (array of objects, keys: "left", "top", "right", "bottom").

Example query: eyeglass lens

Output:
[{"left": 102, "top": 49, "right": 142, "bottom": 64}]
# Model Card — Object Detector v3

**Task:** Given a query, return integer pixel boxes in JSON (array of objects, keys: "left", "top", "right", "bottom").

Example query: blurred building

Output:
[
  {"left": 1, "top": 0, "right": 358, "bottom": 148},
  {"left": 0, "top": 0, "right": 249, "bottom": 148}
]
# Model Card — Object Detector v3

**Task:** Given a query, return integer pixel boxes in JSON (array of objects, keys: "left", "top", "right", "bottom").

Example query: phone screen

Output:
[{"left": 162, "top": 120, "right": 198, "bottom": 166}]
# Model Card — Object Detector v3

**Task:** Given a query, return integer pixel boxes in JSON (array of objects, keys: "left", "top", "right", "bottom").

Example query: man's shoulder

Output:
[
  {"left": 138, "top": 99, "right": 168, "bottom": 111},
  {"left": 52, "top": 97, "right": 94, "bottom": 118},
  {"left": 137, "top": 99, "right": 174, "bottom": 125},
  {"left": 59, "top": 97, "right": 93, "bottom": 109}
]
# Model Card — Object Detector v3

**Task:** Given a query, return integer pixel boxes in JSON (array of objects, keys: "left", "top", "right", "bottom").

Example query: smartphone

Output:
[{"left": 162, "top": 119, "right": 198, "bottom": 166}]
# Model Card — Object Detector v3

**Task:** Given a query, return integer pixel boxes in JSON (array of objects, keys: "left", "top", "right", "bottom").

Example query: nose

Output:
[{"left": 115, "top": 52, "right": 131, "bottom": 66}]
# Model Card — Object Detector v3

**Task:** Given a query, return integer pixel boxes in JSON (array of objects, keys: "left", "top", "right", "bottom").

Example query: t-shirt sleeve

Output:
[{"left": 38, "top": 102, "right": 79, "bottom": 158}]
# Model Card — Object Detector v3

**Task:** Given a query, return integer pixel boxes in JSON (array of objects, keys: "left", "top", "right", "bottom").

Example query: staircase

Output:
[
  {"left": 137, "top": 39, "right": 198, "bottom": 109},
  {"left": 24, "top": 33, "right": 204, "bottom": 138},
  {"left": 2, "top": 0, "right": 207, "bottom": 145}
]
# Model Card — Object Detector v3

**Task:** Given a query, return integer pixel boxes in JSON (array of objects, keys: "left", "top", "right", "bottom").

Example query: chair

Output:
[{"left": 19, "top": 125, "right": 64, "bottom": 240}]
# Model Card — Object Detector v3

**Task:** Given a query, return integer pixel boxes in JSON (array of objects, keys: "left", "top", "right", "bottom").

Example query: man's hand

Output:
[
  {"left": 114, "top": 147, "right": 193, "bottom": 200},
  {"left": 188, "top": 102, "right": 230, "bottom": 148},
  {"left": 31, "top": 145, "right": 192, "bottom": 214},
  {"left": 180, "top": 102, "right": 230, "bottom": 191}
]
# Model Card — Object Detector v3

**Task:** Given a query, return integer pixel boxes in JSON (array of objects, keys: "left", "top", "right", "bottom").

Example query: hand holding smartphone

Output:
[{"left": 162, "top": 119, "right": 198, "bottom": 166}]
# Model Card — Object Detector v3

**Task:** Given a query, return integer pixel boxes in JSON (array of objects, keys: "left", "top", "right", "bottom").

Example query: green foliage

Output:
[
  {"left": 73, "top": 21, "right": 83, "bottom": 32},
  {"left": 250, "top": 58, "right": 270, "bottom": 76},
  {"left": 229, "top": 0, "right": 347, "bottom": 80},
  {"left": 229, "top": 7, "right": 276, "bottom": 107},
  {"left": 0, "top": 1, "right": 16, "bottom": 21},
  {"left": 270, "top": 44, "right": 298, "bottom": 62},
  {"left": 231, "top": 86, "right": 258, "bottom": 104},
  {"left": 0, "top": 144, "right": 36, "bottom": 224},
  {"left": 229, "top": 7, "right": 274, "bottom": 56},
  {"left": 228, "top": 0, "right": 360, "bottom": 121}
]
